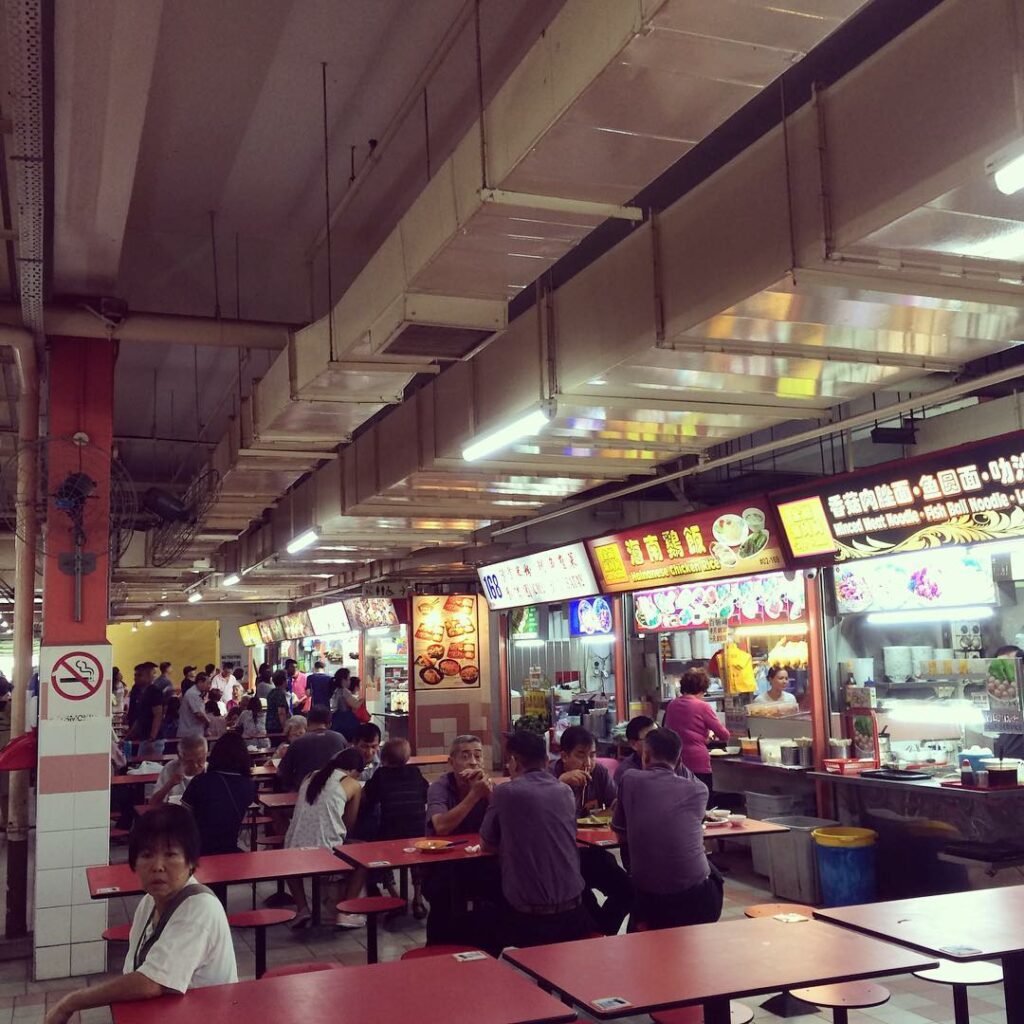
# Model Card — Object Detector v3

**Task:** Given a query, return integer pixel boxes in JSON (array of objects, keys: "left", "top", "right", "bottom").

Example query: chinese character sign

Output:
[
  {"left": 771, "top": 429, "right": 1024, "bottom": 564},
  {"left": 477, "top": 543, "right": 599, "bottom": 610},
  {"left": 587, "top": 500, "right": 786, "bottom": 594}
]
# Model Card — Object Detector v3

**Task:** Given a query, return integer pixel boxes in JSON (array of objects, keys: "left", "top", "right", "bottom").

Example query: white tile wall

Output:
[
  {"left": 35, "top": 907, "right": 71, "bottom": 947},
  {"left": 70, "top": 940, "right": 106, "bottom": 977},
  {"left": 72, "top": 827, "right": 108, "bottom": 868},
  {"left": 37, "top": 721, "right": 76, "bottom": 757},
  {"left": 71, "top": 866, "right": 94, "bottom": 906},
  {"left": 36, "top": 830, "right": 74, "bottom": 871},
  {"left": 70, "top": 903, "right": 107, "bottom": 944},
  {"left": 35, "top": 868, "right": 72, "bottom": 910},
  {"left": 35, "top": 944, "right": 70, "bottom": 980},
  {"left": 75, "top": 718, "right": 111, "bottom": 756},
  {"left": 36, "top": 793, "right": 75, "bottom": 833},
  {"left": 74, "top": 789, "right": 110, "bottom": 830}
]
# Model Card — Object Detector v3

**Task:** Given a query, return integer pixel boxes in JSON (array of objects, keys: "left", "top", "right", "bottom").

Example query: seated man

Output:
[
  {"left": 423, "top": 734, "right": 497, "bottom": 943},
  {"left": 614, "top": 716, "right": 656, "bottom": 783},
  {"left": 481, "top": 730, "right": 594, "bottom": 950},
  {"left": 552, "top": 725, "right": 630, "bottom": 935},
  {"left": 612, "top": 726, "right": 722, "bottom": 931},
  {"left": 44, "top": 805, "right": 236, "bottom": 1024},
  {"left": 352, "top": 721, "right": 382, "bottom": 782},
  {"left": 277, "top": 704, "right": 347, "bottom": 791},
  {"left": 148, "top": 735, "right": 207, "bottom": 805}
]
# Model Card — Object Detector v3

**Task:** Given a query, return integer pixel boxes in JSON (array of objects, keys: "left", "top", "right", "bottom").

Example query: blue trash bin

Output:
[{"left": 812, "top": 827, "right": 878, "bottom": 907}]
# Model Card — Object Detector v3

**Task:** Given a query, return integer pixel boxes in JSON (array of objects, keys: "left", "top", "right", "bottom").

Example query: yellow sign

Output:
[
  {"left": 776, "top": 496, "right": 837, "bottom": 558},
  {"left": 592, "top": 543, "right": 628, "bottom": 585}
]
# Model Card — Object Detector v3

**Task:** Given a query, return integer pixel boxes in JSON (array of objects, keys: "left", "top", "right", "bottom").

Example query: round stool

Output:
[
  {"left": 401, "top": 945, "right": 482, "bottom": 961},
  {"left": 256, "top": 834, "right": 286, "bottom": 848},
  {"left": 790, "top": 981, "right": 890, "bottom": 1024},
  {"left": 101, "top": 923, "right": 131, "bottom": 943},
  {"left": 914, "top": 959, "right": 1004, "bottom": 1024},
  {"left": 743, "top": 903, "right": 813, "bottom": 919},
  {"left": 227, "top": 908, "right": 296, "bottom": 978},
  {"left": 335, "top": 896, "right": 405, "bottom": 964},
  {"left": 261, "top": 962, "right": 341, "bottom": 979},
  {"left": 244, "top": 815, "right": 274, "bottom": 850},
  {"left": 650, "top": 1002, "right": 754, "bottom": 1024}
]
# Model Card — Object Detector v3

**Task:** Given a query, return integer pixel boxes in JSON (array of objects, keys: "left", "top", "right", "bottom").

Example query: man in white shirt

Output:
[
  {"left": 148, "top": 736, "right": 207, "bottom": 805},
  {"left": 178, "top": 674, "right": 212, "bottom": 739}
]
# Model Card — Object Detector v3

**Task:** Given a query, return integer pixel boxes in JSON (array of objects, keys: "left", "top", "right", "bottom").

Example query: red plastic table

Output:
[
  {"left": 506, "top": 916, "right": 936, "bottom": 1022},
  {"left": 333, "top": 834, "right": 490, "bottom": 871},
  {"left": 257, "top": 791, "right": 297, "bottom": 810},
  {"left": 575, "top": 817, "right": 789, "bottom": 849},
  {"left": 87, "top": 847, "right": 348, "bottom": 924},
  {"left": 111, "top": 953, "right": 577, "bottom": 1024},
  {"left": 815, "top": 887, "right": 1024, "bottom": 1023},
  {"left": 111, "top": 773, "right": 159, "bottom": 787},
  {"left": 251, "top": 764, "right": 276, "bottom": 778}
]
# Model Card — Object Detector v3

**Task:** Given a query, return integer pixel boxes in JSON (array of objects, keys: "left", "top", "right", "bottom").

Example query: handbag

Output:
[{"left": 354, "top": 702, "right": 371, "bottom": 725}]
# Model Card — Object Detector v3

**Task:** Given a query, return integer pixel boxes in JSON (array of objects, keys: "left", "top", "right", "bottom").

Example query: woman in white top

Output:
[
  {"left": 751, "top": 666, "right": 799, "bottom": 708},
  {"left": 237, "top": 696, "right": 269, "bottom": 750},
  {"left": 44, "top": 805, "right": 236, "bottom": 1024},
  {"left": 285, "top": 746, "right": 364, "bottom": 929}
]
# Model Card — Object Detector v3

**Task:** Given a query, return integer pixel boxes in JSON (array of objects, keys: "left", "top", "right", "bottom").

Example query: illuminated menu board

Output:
[
  {"left": 238, "top": 623, "right": 262, "bottom": 647},
  {"left": 343, "top": 597, "right": 399, "bottom": 629},
  {"left": 307, "top": 601, "right": 351, "bottom": 636},
  {"left": 772, "top": 428, "right": 1024, "bottom": 564},
  {"left": 257, "top": 618, "right": 284, "bottom": 643},
  {"left": 477, "top": 543, "right": 598, "bottom": 610},
  {"left": 587, "top": 498, "right": 786, "bottom": 593},
  {"left": 412, "top": 595, "right": 480, "bottom": 690},
  {"left": 280, "top": 611, "right": 313, "bottom": 640}
]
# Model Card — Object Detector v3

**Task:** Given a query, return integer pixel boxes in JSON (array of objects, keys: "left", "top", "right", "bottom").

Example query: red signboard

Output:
[
  {"left": 587, "top": 497, "right": 787, "bottom": 593},
  {"left": 771, "top": 428, "right": 1024, "bottom": 565}
]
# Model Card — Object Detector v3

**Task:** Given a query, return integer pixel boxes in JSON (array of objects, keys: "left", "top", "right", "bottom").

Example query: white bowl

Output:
[{"left": 728, "top": 814, "right": 747, "bottom": 828}]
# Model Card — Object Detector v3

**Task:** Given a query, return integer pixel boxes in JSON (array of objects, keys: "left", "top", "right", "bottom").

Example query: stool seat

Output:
[
  {"left": 261, "top": 962, "right": 341, "bottom": 979},
  {"left": 227, "top": 908, "right": 296, "bottom": 928},
  {"left": 914, "top": 960, "right": 1004, "bottom": 987},
  {"left": 101, "top": 924, "right": 132, "bottom": 942},
  {"left": 335, "top": 896, "right": 405, "bottom": 916},
  {"left": 743, "top": 903, "right": 813, "bottom": 919},
  {"left": 401, "top": 945, "right": 482, "bottom": 961},
  {"left": 245, "top": 815, "right": 274, "bottom": 826},
  {"left": 109, "top": 828, "right": 130, "bottom": 840},
  {"left": 256, "top": 834, "right": 286, "bottom": 847},
  {"left": 651, "top": 1002, "right": 754, "bottom": 1024},
  {"left": 790, "top": 981, "right": 890, "bottom": 1009}
]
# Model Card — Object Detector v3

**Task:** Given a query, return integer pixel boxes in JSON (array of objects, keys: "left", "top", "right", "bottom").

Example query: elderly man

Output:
[{"left": 148, "top": 735, "right": 207, "bottom": 805}]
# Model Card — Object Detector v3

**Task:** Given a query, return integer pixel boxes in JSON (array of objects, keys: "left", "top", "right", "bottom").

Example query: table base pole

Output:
[
  {"left": 704, "top": 997, "right": 731, "bottom": 1024},
  {"left": 1002, "top": 951, "right": 1024, "bottom": 1024},
  {"left": 759, "top": 991, "right": 820, "bottom": 1018}
]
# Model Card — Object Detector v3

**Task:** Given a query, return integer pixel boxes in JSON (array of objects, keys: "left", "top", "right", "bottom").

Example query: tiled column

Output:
[{"left": 34, "top": 337, "right": 115, "bottom": 980}]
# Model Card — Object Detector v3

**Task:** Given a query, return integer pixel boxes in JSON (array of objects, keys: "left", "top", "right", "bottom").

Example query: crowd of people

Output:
[{"left": 82, "top": 662, "right": 729, "bottom": 1024}]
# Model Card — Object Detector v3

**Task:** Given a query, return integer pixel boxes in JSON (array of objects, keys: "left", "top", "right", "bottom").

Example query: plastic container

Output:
[
  {"left": 765, "top": 816, "right": 839, "bottom": 904},
  {"left": 745, "top": 792, "right": 816, "bottom": 875},
  {"left": 812, "top": 827, "right": 878, "bottom": 906}
]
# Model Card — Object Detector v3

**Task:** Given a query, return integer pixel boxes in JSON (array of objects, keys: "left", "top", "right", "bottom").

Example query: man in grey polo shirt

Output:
[
  {"left": 612, "top": 726, "right": 722, "bottom": 930},
  {"left": 481, "top": 730, "right": 594, "bottom": 949},
  {"left": 276, "top": 705, "right": 348, "bottom": 791}
]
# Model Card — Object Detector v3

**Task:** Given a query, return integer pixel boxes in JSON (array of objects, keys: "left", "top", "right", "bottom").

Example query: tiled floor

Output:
[{"left": 0, "top": 841, "right": 1008, "bottom": 1024}]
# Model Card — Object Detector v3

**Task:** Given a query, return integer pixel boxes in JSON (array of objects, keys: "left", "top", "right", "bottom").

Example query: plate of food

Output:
[
  {"left": 438, "top": 658, "right": 461, "bottom": 676},
  {"left": 577, "top": 815, "right": 612, "bottom": 828},
  {"left": 418, "top": 666, "right": 442, "bottom": 686},
  {"left": 412, "top": 839, "right": 455, "bottom": 853},
  {"left": 712, "top": 513, "right": 749, "bottom": 548},
  {"left": 459, "top": 665, "right": 479, "bottom": 685}
]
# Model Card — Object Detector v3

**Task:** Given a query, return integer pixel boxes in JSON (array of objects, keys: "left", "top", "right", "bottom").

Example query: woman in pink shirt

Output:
[{"left": 662, "top": 668, "right": 730, "bottom": 799}]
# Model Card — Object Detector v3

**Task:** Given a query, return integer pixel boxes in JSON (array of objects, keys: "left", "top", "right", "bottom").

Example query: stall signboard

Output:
[
  {"left": 588, "top": 499, "right": 785, "bottom": 594},
  {"left": 833, "top": 547, "right": 997, "bottom": 614},
  {"left": 412, "top": 594, "right": 480, "bottom": 690},
  {"left": 568, "top": 596, "right": 614, "bottom": 638},
  {"left": 238, "top": 623, "right": 262, "bottom": 647},
  {"left": 281, "top": 610, "right": 313, "bottom": 640},
  {"left": 478, "top": 543, "right": 598, "bottom": 610},
  {"left": 510, "top": 605, "right": 543, "bottom": 640},
  {"left": 772, "top": 428, "right": 1024, "bottom": 564},
  {"left": 257, "top": 618, "right": 284, "bottom": 644},
  {"left": 308, "top": 601, "right": 352, "bottom": 637},
  {"left": 343, "top": 597, "right": 399, "bottom": 629},
  {"left": 632, "top": 572, "right": 806, "bottom": 633}
]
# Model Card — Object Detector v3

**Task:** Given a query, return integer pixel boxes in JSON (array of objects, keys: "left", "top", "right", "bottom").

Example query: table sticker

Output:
[
  {"left": 368, "top": 860, "right": 391, "bottom": 868},
  {"left": 96, "top": 886, "right": 120, "bottom": 894},
  {"left": 453, "top": 951, "right": 487, "bottom": 961},
  {"left": 595, "top": 839, "right": 615, "bottom": 847},
  {"left": 940, "top": 944, "right": 983, "bottom": 957},
  {"left": 593, "top": 997, "right": 632, "bottom": 1011},
  {"left": 773, "top": 913, "right": 810, "bottom": 923}
]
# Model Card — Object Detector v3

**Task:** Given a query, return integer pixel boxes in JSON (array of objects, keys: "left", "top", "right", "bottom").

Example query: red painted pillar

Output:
[{"left": 35, "top": 337, "right": 115, "bottom": 980}]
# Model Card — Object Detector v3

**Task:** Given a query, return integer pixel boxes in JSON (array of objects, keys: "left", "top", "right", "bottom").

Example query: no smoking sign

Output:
[{"left": 40, "top": 643, "right": 111, "bottom": 720}]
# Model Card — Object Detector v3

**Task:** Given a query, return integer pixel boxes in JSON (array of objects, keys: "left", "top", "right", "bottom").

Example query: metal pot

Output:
[
  {"left": 981, "top": 758, "right": 1021, "bottom": 788},
  {"left": 781, "top": 743, "right": 800, "bottom": 766}
]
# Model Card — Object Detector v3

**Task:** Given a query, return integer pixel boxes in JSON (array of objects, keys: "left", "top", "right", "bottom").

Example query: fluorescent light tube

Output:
[
  {"left": 995, "top": 151, "right": 1024, "bottom": 195},
  {"left": 222, "top": 574, "right": 241, "bottom": 587},
  {"left": 286, "top": 528, "right": 320, "bottom": 554},
  {"left": 187, "top": 592, "right": 203, "bottom": 604},
  {"left": 462, "top": 402, "right": 554, "bottom": 462},
  {"left": 865, "top": 605, "right": 993, "bottom": 626},
  {"left": 159, "top": 608, "right": 170, "bottom": 618}
]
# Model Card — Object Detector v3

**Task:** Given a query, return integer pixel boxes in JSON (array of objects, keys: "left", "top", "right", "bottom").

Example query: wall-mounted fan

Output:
[{"left": 144, "top": 468, "right": 221, "bottom": 568}]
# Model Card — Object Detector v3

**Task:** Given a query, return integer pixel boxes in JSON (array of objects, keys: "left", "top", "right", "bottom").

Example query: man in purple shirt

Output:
[
  {"left": 612, "top": 726, "right": 722, "bottom": 930},
  {"left": 551, "top": 725, "right": 631, "bottom": 935},
  {"left": 482, "top": 730, "right": 594, "bottom": 949}
]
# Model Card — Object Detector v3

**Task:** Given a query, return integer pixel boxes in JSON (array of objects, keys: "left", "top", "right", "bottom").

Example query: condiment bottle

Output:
[{"left": 960, "top": 758, "right": 974, "bottom": 787}]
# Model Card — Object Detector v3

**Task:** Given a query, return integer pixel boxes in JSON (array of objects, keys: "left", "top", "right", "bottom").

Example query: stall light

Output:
[
  {"left": 733, "top": 623, "right": 809, "bottom": 637},
  {"left": 222, "top": 573, "right": 241, "bottom": 587},
  {"left": 143, "top": 619, "right": 153, "bottom": 627},
  {"left": 187, "top": 592, "right": 203, "bottom": 604},
  {"left": 580, "top": 635, "right": 615, "bottom": 644},
  {"left": 512, "top": 638, "right": 545, "bottom": 647},
  {"left": 159, "top": 608, "right": 170, "bottom": 618},
  {"left": 462, "top": 401, "right": 555, "bottom": 462},
  {"left": 865, "top": 606, "right": 994, "bottom": 626},
  {"left": 994, "top": 149, "right": 1024, "bottom": 195},
  {"left": 885, "top": 702, "right": 984, "bottom": 728},
  {"left": 131, "top": 625, "right": 138, "bottom": 633},
  {"left": 366, "top": 626, "right": 392, "bottom": 636},
  {"left": 286, "top": 528, "right": 320, "bottom": 555}
]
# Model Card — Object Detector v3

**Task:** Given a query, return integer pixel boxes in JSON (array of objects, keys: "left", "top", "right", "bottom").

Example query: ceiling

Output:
[{"left": 9, "top": 0, "right": 1022, "bottom": 618}]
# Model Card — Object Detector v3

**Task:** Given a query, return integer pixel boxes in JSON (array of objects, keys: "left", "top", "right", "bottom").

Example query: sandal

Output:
[
  {"left": 412, "top": 899, "right": 428, "bottom": 920},
  {"left": 289, "top": 909, "right": 312, "bottom": 930}
]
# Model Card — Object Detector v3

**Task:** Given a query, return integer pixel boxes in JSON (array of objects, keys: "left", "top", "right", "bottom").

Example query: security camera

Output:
[{"left": 804, "top": 568, "right": 818, "bottom": 581}]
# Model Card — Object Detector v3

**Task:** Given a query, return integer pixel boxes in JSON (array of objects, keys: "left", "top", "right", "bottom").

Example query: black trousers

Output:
[
  {"left": 630, "top": 869, "right": 724, "bottom": 932},
  {"left": 505, "top": 902, "right": 596, "bottom": 949},
  {"left": 422, "top": 859, "right": 503, "bottom": 947},
  {"left": 579, "top": 846, "right": 632, "bottom": 936},
  {"left": 695, "top": 771, "right": 714, "bottom": 806}
]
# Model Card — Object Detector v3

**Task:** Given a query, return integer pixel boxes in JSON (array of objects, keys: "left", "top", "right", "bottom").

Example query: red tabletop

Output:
[
  {"left": 409, "top": 754, "right": 449, "bottom": 766},
  {"left": 505, "top": 917, "right": 935, "bottom": 1020},
  {"left": 334, "top": 834, "right": 491, "bottom": 870},
  {"left": 112, "top": 773, "right": 159, "bottom": 786},
  {"left": 576, "top": 828, "right": 619, "bottom": 848},
  {"left": 703, "top": 819, "right": 790, "bottom": 838},
  {"left": 88, "top": 846, "right": 348, "bottom": 898},
  {"left": 258, "top": 792, "right": 297, "bottom": 809},
  {"left": 251, "top": 764, "right": 276, "bottom": 778},
  {"left": 111, "top": 953, "right": 576, "bottom": 1024}
]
